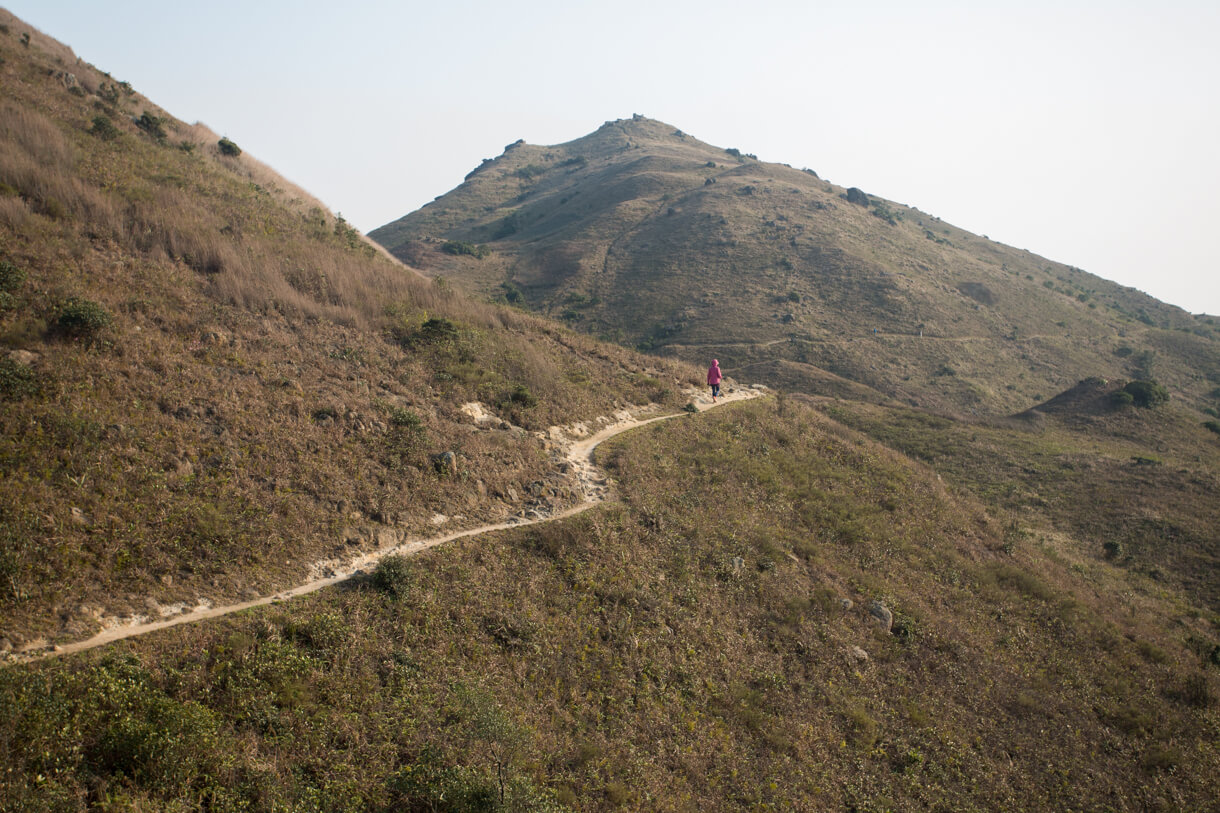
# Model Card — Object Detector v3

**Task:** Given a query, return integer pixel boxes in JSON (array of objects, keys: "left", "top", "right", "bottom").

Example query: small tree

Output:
[{"left": 218, "top": 137, "right": 241, "bottom": 157}]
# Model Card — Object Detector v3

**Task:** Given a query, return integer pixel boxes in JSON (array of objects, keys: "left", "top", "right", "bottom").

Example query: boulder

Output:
[
  {"left": 432, "top": 451, "right": 458, "bottom": 476},
  {"left": 869, "top": 600, "right": 893, "bottom": 632},
  {"left": 849, "top": 646, "right": 870, "bottom": 663}
]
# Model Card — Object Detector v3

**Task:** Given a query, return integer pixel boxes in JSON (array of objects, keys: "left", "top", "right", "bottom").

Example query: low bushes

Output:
[{"left": 53, "top": 297, "right": 111, "bottom": 339}]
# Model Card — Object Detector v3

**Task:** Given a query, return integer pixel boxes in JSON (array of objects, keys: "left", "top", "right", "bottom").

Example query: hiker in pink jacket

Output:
[{"left": 707, "top": 359, "right": 723, "bottom": 402}]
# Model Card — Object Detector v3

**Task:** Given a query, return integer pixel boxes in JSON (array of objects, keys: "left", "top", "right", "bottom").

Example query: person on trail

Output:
[{"left": 707, "top": 359, "right": 723, "bottom": 402}]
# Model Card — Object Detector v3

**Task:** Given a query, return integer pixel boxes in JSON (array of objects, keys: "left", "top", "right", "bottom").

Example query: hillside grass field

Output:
[
  {"left": 3, "top": 398, "right": 1217, "bottom": 810},
  {"left": 0, "top": 15, "right": 696, "bottom": 646}
]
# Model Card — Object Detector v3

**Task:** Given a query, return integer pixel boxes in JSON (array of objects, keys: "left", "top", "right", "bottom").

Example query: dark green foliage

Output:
[
  {"left": 1118, "top": 380, "right": 1170, "bottom": 408},
  {"left": 53, "top": 297, "right": 111, "bottom": 339},
  {"left": 217, "top": 137, "right": 241, "bottom": 157},
  {"left": 88, "top": 114, "right": 119, "bottom": 141},
  {"left": 501, "top": 281, "right": 524, "bottom": 304},
  {"left": 371, "top": 554, "right": 413, "bottom": 599},
  {"left": 441, "top": 241, "right": 490, "bottom": 259},
  {"left": 384, "top": 408, "right": 426, "bottom": 467},
  {"left": 0, "top": 260, "right": 24, "bottom": 312},
  {"left": 1110, "top": 390, "right": 1135, "bottom": 408},
  {"left": 0, "top": 357, "right": 39, "bottom": 401},
  {"left": 502, "top": 384, "right": 537, "bottom": 409},
  {"left": 134, "top": 111, "right": 166, "bottom": 142},
  {"left": 413, "top": 317, "right": 460, "bottom": 346},
  {"left": 390, "top": 407, "right": 423, "bottom": 430},
  {"left": 1204, "top": 420, "right": 1220, "bottom": 436}
]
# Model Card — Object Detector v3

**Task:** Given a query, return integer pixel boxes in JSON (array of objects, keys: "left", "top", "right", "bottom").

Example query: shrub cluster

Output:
[
  {"left": 89, "top": 114, "right": 119, "bottom": 141},
  {"left": 134, "top": 111, "right": 166, "bottom": 143},
  {"left": 0, "top": 356, "right": 38, "bottom": 401},
  {"left": 1113, "top": 379, "right": 1170, "bottom": 409},
  {"left": 218, "top": 137, "right": 241, "bottom": 157},
  {"left": 0, "top": 259, "right": 25, "bottom": 311},
  {"left": 53, "top": 296, "right": 111, "bottom": 339},
  {"left": 441, "top": 241, "right": 490, "bottom": 259}
]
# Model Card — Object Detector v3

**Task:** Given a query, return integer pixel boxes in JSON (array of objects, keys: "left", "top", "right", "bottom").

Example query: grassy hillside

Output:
[
  {"left": 370, "top": 116, "right": 1220, "bottom": 417},
  {"left": 0, "top": 14, "right": 696, "bottom": 647},
  {"left": 3, "top": 13, "right": 1218, "bottom": 813},
  {"left": 3, "top": 398, "right": 1217, "bottom": 810}
]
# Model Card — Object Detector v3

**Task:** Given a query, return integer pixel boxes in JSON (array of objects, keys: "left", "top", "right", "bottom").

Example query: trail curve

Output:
[{"left": 10, "top": 385, "right": 764, "bottom": 663}]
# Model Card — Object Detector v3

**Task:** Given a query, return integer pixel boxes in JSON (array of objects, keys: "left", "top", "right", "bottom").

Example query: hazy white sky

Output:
[{"left": 8, "top": 0, "right": 1219, "bottom": 314}]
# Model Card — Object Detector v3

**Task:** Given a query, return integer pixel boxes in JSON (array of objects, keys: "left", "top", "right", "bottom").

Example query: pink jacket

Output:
[{"left": 707, "top": 361, "right": 722, "bottom": 386}]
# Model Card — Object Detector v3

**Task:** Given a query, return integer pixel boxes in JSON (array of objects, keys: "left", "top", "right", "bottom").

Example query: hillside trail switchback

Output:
[{"left": 9, "top": 385, "right": 764, "bottom": 664}]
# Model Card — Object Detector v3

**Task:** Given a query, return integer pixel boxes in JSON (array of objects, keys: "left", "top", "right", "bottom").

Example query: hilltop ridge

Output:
[{"left": 372, "top": 115, "right": 1220, "bottom": 416}]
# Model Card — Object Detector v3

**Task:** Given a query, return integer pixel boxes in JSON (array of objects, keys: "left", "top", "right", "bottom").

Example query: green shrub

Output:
[
  {"left": 89, "top": 114, "right": 119, "bottom": 141},
  {"left": 390, "top": 407, "right": 423, "bottom": 429},
  {"left": 134, "top": 111, "right": 167, "bottom": 142},
  {"left": 441, "top": 241, "right": 490, "bottom": 259},
  {"left": 410, "top": 317, "right": 460, "bottom": 347},
  {"left": 501, "top": 281, "right": 524, "bottom": 304},
  {"left": 0, "top": 260, "right": 25, "bottom": 302},
  {"left": 1204, "top": 420, "right": 1220, "bottom": 436},
  {"left": 371, "top": 554, "right": 413, "bottom": 599},
  {"left": 1110, "top": 390, "right": 1135, "bottom": 408},
  {"left": 384, "top": 408, "right": 427, "bottom": 467},
  {"left": 503, "top": 384, "right": 537, "bottom": 409},
  {"left": 54, "top": 297, "right": 111, "bottom": 339},
  {"left": 0, "top": 357, "right": 38, "bottom": 401},
  {"left": 218, "top": 137, "right": 241, "bottom": 157},
  {"left": 1120, "top": 380, "right": 1169, "bottom": 408}
]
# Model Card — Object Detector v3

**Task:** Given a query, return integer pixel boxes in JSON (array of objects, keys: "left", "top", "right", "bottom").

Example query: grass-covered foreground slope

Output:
[
  {"left": 3, "top": 399, "right": 1216, "bottom": 811},
  {"left": 0, "top": 15, "right": 696, "bottom": 646},
  {"left": 371, "top": 117, "right": 1220, "bottom": 416}
]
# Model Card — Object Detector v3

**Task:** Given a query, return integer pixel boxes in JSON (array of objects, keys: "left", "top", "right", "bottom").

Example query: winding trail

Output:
[{"left": 12, "top": 386, "right": 763, "bottom": 664}]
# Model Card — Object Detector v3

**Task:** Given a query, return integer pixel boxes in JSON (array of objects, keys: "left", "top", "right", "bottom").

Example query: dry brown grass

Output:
[{"left": 0, "top": 12, "right": 706, "bottom": 647}]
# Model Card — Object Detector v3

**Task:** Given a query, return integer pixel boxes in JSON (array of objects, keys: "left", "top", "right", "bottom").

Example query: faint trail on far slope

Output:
[{"left": 10, "top": 386, "right": 765, "bottom": 663}]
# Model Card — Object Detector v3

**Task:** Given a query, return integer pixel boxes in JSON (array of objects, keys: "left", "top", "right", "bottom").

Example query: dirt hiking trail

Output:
[{"left": 10, "top": 385, "right": 764, "bottom": 663}]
